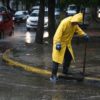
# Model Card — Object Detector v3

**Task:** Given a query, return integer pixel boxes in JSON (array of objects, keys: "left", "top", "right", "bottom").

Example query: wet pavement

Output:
[{"left": 0, "top": 23, "right": 100, "bottom": 99}]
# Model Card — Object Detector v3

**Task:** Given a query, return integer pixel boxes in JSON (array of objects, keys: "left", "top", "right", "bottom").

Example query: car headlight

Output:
[
  {"left": 27, "top": 18, "right": 31, "bottom": 23},
  {"left": 98, "top": 12, "right": 100, "bottom": 18}
]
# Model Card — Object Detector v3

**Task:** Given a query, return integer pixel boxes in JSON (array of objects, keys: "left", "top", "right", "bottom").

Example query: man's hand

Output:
[{"left": 56, "top": 43, "right": 61, "bottom": 51}]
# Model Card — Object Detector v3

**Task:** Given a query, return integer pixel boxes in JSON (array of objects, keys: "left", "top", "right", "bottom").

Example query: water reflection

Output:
[
  {"left": 43, "top": 31, "right": 49, "bottom": 38},
  {"left": 25, "top": 31, "right": 32, "bottom": 43}
]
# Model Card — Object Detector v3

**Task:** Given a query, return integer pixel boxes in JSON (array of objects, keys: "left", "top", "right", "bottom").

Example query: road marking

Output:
[
  {"left": 85, "top": 77, "right": 100, "bottom": 81},
  {"left": 81, "top": 95, "right": 100, "bottom": 99},
  {"left": 2, "top": 49, "right": 51, "bottom": 76}
]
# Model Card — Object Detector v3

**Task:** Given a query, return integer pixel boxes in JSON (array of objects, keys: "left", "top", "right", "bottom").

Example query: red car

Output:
[{"left": 0, "top": 7, "right": 14, "bottom": 39}]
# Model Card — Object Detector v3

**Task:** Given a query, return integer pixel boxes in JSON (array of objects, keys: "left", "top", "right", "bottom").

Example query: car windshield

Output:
[
  {"left": 30, "top": 13, "right": 38, "bottom": 16},
  {"left": 15, "top": 11, "right": 24, "bottom": 15},
  {"left": 30, "top": 11, "right": 48, "bottom": 17},
  {"left": 68, "top": 6, "right": 77, "bottom": 10},
  {"left": 23, "top": 11, "right": 28, "bottom": 15},
  {"left": 32, "top": 6, "right": 40, "bottom": 11}
]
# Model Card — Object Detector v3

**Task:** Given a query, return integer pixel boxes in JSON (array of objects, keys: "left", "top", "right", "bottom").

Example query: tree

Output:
[
  {"left": 48, "top": 0, "right": 55, "bottom": 38},
  {"left": 35, "top": 0, "right": 45, "bottom": 44},
  {"left": 6, "top": 0, "right": 10, "bottom": 9},
  {"left": 1, "top": 0, "right": 6, "bottom": 6},
  {"left": 22, "top": 0, "right": 36, "bottom": 11},
  {"left": 1, "top": 0, "right": 12, "bottom": 10}
]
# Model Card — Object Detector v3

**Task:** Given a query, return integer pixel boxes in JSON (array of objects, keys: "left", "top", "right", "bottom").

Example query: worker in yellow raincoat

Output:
[{"left": 50, "top": 13, "right": 89, "bottom": 81}]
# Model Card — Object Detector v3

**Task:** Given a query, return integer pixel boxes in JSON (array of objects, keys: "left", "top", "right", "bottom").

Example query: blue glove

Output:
[
  {"left": 83, "top": 35, "right": 89, "bottom": 42},
  {"left": 56, "top": 43, "right": 61, "bottom": 50}
]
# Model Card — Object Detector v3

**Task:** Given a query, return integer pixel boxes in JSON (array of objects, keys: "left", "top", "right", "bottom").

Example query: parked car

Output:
[
  {"left": 30, "top": 6, "right": 48, "bottom": 13},
  {"left": 66, "top": 4, "right": 90, "bottom": 29},
  {"left": 66, "top": 4, "right": 77, "bottom": 16},
  {"left": 30, "top": 6, "right": 40, "bottom": 13},
  {"left": 0, "top": 9, "right": 14, "bottom": 38},
  {"left": 55, "top": 8, "right": 60, "bottom": 18},
  {"left": 55, "top": 8, "right": 61, "bottom": 25},
  {"left": 13, "top": 10, "right": 29, "bottom": 23},
  {"left": 26, "top": 7, "right": 61, "bottom": 31},
  {"left": 0, "top": 6, "right": 8, "bottom": 12},
  {"left": 26, "top": 9, "right": 48, "bottom": 30}
]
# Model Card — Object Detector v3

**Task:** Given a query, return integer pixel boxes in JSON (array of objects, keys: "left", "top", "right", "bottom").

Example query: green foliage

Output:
[
  {"left": 60, "top": 0, "right": 100, "bottom": 6},
  {"left": 60, "top": 0, "right": 66, "bottom": 10},
  {"left": 64, "top": 0, "right": 89, "bottom": 6},
  {"left": 90, "top": 0, "right": 100, "bottom": 6}
]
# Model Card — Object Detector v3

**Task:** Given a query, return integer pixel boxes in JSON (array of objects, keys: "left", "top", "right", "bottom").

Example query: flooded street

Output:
[{"left": 0, "top": 23, "right": 100, "bottom": 100}]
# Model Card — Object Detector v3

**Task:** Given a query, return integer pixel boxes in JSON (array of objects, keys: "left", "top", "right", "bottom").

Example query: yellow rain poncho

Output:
[{"left": 52, "top": 13, "right": 86, "bottom": 64}]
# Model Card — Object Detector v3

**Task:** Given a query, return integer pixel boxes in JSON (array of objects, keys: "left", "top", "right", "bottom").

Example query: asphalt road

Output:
[{"left": 0, "top": 23, "right": 100, "bottom": 100}]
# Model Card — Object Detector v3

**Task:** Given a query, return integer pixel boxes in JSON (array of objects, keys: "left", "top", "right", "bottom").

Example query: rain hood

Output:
[{"left": 71, "top": 12, "right": 83, "bottom": 23}]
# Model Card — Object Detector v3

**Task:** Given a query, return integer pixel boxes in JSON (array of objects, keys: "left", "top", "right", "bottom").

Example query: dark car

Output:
[
  {"left": 13, "top": 10, "right": 29, "bottom": 23},
  {"left": 0, "top": 7, "right": 14, "bottom": 39}
]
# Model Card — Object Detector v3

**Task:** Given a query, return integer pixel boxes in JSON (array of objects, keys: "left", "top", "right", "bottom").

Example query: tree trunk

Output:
[
  {"left": 48, "top": 0, "right": 55, "bottom": 38},
  {"left": 6, "top": 0, "right": 10, "bottom": 9},
  {"left": 35, "top": 0, "right": 45, "bottom": 44}
]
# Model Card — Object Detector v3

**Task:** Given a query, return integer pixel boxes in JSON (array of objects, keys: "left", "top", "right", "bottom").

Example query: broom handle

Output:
[{"left": 83, "top": 42, "right": 87, "bottom": 76}]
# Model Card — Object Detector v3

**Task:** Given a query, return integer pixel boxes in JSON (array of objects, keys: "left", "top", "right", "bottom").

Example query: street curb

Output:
[
  {"left": 2, "top": 49, "right": 51, "bottom": 76},
  {"left": 2, "top": 49, "right": 100, "bottom": 82}
]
